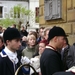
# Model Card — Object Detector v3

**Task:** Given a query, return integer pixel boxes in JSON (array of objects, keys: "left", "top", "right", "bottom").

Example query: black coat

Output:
[
  {"left": 20, "top": 30, "right": 28, "bottom": 36},
  {"left": 0, "top": 50, "right": 23, "bottom": 75},
  {"left": 53, "top": 72, "right": 75, "bottom": 75},
  {"left": 40, "top": 48, "right": 63, "bottom": 75}
]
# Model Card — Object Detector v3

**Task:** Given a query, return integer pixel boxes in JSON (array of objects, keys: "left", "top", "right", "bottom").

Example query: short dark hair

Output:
[{"left": 39, "top": 27, "right": 45, "bottom": 32}]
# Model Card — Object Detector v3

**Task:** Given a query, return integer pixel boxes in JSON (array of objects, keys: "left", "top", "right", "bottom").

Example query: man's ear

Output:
[
  {"left": 53, "top": 36, "right": 58, "bottom": 42},
  {"left": 6, "top": 40, "right": 10, "bottom": 45}
]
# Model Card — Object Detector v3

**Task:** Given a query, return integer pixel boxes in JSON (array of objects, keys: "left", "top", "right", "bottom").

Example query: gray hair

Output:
[{"left": 44, "top": 27, "right": 52, "bottom": 36}]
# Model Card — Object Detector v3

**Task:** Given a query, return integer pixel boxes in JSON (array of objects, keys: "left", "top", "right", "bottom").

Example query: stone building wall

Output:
[{"left": 39, "top": 0, "right": 75, "bottom": 45}]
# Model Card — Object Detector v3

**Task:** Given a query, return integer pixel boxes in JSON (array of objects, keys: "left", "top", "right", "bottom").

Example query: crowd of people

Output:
[{"left": 0, "top": 24, "right": 75, "bottom": 75}]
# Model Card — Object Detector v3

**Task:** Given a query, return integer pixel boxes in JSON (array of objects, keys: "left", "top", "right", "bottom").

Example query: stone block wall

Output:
[{"left": 39, "top": 0, "right": 75, "bottom": 45}]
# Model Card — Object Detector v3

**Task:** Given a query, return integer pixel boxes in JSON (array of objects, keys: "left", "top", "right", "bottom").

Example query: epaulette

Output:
[{"left": 0, "top": 52, "right": 7, "bottom": 57}]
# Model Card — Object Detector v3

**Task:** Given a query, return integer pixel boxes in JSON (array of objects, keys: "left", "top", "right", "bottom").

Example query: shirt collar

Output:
[{"left": 4, "top": 47, "right": 18, "bottom": 64}]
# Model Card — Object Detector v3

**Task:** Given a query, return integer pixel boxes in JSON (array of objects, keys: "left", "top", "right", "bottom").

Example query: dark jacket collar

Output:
[{"left": 1, "top": 50, "right": 14, "bottom": 74}]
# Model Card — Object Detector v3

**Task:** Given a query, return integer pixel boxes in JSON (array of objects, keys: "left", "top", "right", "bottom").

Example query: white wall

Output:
[
  {"left": 28, "top": 0, "right": 39, "bottom": 31},
  {"left": 0, "top": 0, "right": 39, "bottom": 31},
  {"left": 0, "top": 1, "right": 28, "bottom": 19}
]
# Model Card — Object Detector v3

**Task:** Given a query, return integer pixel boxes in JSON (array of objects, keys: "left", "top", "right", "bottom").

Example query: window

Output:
[
  {"left": 35, "top": 7, "right": 39, "bottom": 23},
  {"left": 44, "top": 0, "right": 62, "bottom": 20},
  {"left": 0, "top": 6, "right": 3, "bottom": 18}
]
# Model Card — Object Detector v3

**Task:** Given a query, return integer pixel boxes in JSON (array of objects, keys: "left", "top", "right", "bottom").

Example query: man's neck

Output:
[
  {"left": 6, "top": 46, "right": 16, "bottom": 53},
  {"left": 48, "top": 42, "right": 57, "bottom": 50}
]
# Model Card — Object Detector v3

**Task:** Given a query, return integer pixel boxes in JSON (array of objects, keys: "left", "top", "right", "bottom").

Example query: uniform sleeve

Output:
[{"left": 0, "top": 58, "right": 3, "bottom": 75}]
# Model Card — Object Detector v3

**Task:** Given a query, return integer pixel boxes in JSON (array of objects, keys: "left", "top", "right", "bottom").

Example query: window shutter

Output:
[{"left": 44, "top": 0, "right": 62, "bottom": 20}]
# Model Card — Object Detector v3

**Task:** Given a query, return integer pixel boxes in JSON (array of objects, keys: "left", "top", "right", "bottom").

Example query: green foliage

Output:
[
  {"left": 0, "top": 4, "right": 34, "bottom": 28},
  {"left": 10, "top": 4, "right": 33, "bottom": 19},
  {"left": 0, "top": 18, "right": 16, "bottom": 28},
  {"left": 13, "top": 4, "right": 21, "bottom": 18},
  {"left": 35, "top": 16, "right": 39, "bottom": 23}
]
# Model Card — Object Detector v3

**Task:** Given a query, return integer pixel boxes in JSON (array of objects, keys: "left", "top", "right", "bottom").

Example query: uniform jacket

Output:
[
  {"left": 40, "top": 48, "right": 63, "bottom": 75},
  {"left": 0, "top": 50, "right": 23, "bottom": 75}
]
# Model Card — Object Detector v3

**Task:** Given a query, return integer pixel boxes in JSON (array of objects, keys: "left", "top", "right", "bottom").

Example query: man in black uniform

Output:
[{"left": 40, "top": 26, "right": 67, "bottom": 75}]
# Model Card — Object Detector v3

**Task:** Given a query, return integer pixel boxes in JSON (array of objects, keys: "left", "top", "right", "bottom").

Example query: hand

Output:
[{"left": 21, "top": 56, "right": 30, "bottom": 64}]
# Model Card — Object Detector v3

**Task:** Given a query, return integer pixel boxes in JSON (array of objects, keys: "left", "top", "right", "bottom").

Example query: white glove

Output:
[
  {"left": 30, "top": 57, "right": 40, "bottom": 69},
  {"left": 21, "top": 56, "right": 30, "bottom": 64},
  {"left": 66, "top": 66, "right": 75, "bottom": 72}
]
